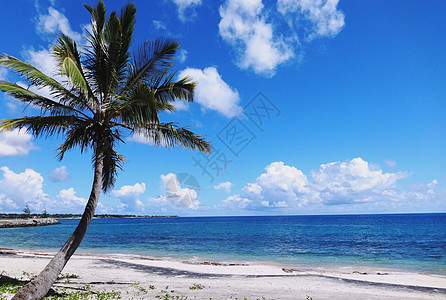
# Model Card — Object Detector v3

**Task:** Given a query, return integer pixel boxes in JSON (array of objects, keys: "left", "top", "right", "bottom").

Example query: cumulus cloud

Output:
[
  {"left": 49, "top": 166, "right": 70, "bottom": 182},
  {"left": 277, "top": 0, "right": 345, "bottom": 40},
  {"left": 37, "top": 7, "right": 82, "bottom": 41},
  {"left": 171, "top": 0, "right": 202, "bottom": 21},
  {"left": 245, "top": 161, "right": 311, "bottom": 208},
  {"left": 219, "top": 0, "right": 293, "bottom": 76},
  {"left": 214, "top": 181, "right": 232, "bottom": 192},
  {"left": 0, "top": 167, "right": 48, "bottom": 212},
  {"left": 178, "top": 67, "right": 243, "bottom": 117},
  {"left": 112, "top": 183, "right": 146, "bottom": 212},
  {"left": 226, "top": 158, "right": 437, "bottom": 211},
  {"left": 161, "top": 173, "right": 200, "bottom": 209},
  {"left": 311, "top": 158, "right": 408, "bottom": 205},
  {"left": 56, "top": 188, "right": 87, "bottom": 213},
  {"left": 0, "top": 129, "right": 38, "bottom": 156},
  {"left": 218, "top": 0, "right": 345, "bottom": 76}
]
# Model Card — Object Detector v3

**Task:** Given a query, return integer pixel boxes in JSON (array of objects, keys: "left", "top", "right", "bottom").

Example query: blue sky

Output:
[{"left": 0, "top": 0, "right": 444, "bottom": 216}]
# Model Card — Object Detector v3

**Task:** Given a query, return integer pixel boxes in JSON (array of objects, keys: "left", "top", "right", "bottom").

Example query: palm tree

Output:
[{"left": 0, "top": 2, "right": 210, "bottom": 299}]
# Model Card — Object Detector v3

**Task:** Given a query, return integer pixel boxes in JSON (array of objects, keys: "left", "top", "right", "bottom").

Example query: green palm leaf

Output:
[
  {"left": 0, "top": 81, "right": 85, "bottom": 116},
  {"left": 0, "top": 2, "right": 210, "bottom": 298},
  {"left": 134, "top": 122, "right": 211, "bottom": 153},
  {"left": 0, "top": 115, "right": 81, "bottom": 138}
]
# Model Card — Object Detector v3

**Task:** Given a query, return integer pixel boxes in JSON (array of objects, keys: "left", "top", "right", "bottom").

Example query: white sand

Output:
[{"left": 1, "top": 249, "right": 445, "bottom": 299}]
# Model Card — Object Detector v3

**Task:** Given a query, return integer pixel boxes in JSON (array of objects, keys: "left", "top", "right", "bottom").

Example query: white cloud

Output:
[
  {"left": 218, "top": 0, "right": 345, "bottom": 76},
  {"left": 112, "top": 183, "right": 146, "bottom": 212},
  {"left": 222, "top": 194, "right": 251, "bottom": 208},
  {"left": 278, "top": 0, "right": 345, "bottom": 40},
  {"left": 161, "top": 173, "right": 200, "bottom": 209},
  {"left": 178, "top": 67, "right": 243, "bottom": 117},
  {"left": 0, "top": 129, "right": 38, "bottom": 156},
  {"left": 177, "top": 49, "right": 188, "bottom": 64},
  {"left": 311, "top": 158, "right": 408, "bottom": 205},
  {"left": 385, "top": 159, "right": 397, "bottom": 169},
  {"left": 37, "top": 7, "right": 82, "bottom": 41},
  {"left": 171, "top": 0, "right": 202, "bottom": 21},
  {"left": 56, "top": 188, "right": 87, "bottom": 212},
  {"left": 172, "top": 100, "right": 189, "bottom": 111},
  {"left": 246, "top": 161, "right": 311, "bottom": 208},
  {"left": 49, "top": 166, "right": 70, "bottom": 182},
  {"left": 0, "top": 166, "right": 48, "bottom": 212},
  {"left": 4, "top": 94, "right": 20, "bottom": 113},
  {"left": 219, "top": 0, "right": 293, "bottom": 76},
  {"left": 227, "top": 158, "right": 437, "bottom": 211},
  {"left": 214, "top": 181, "right": 232, "bottom": 192},
  {"left": 25, "top": 47, "right": 57, "bottom": 79},
  {"left": 0, "top": 67, "right": 7, "bottom": 80}
]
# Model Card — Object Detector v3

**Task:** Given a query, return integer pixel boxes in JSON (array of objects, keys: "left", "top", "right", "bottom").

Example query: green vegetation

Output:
[
  {"left": 0, "top": 277, "right": 121, "bottom": 300},
  {"left": 155, "top": 294, "right": 188, "bottom": 300},
  {"left": 22, "top": 204, "right": 31, "bottom": 216},
  {"left": 41, "top": 291, "right": 122, "bottom": 299},
  {"left": 189, "top": 283, "right": 205, "bottom": 290},
  {"left": 130, "top": 282, "right": 146, "bottom": 293},
  {"left": 0, "top": 213, "right": 178, "bottom": 219},
  {"left": 57, "top": 274, "right": 80, "bottom": 280}
]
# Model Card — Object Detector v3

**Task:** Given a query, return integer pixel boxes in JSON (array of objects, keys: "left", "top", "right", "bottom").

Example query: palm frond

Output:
[
  {"left": 53, "top": 34, "right": 98, "bottom": 111},
  {"left": 83, "top": 1, "right": 107, "bottom": 101},
  {"left": 102, "top": 11, "right": 123, "bottom": 98},
  {"left": 56, "top": 119, "right": 97, "bottom": 160},
  {"left": 84, "top": 2, "right": 134, "bottom": 102},
  {"left": 155, "top": 74, "right": 196, "bottom": 104},
  {"left": 107, "top": 82, "right": 159, "bottom": 126},
  {"left": 0, "top": 115, "right": 81, "bottom": 138},
  {"left": 96, "top": 136, "right": 125, "bottom": 193},
  {"left": 118, "top": 2, "right": 136, "bottom": 68},
  {"left": 0, "top": 81, "right": 86, "bottom": 117},
  {"left": 124, "top": 38, "right": 179, "bottom": 93},
  {"left": 84, "top": 1, "right": 106, "bottom": 36},
  {"left": 134, "top": 122, "right": 211, "bottom": 153},
  {"left": 0, "top": 54, "right": 84, "bottom": 106}
]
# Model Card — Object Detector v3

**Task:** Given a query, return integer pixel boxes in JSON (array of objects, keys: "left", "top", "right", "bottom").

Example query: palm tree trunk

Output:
[{"left": 12, "top": 155, "right": 104, "bottom": 300}]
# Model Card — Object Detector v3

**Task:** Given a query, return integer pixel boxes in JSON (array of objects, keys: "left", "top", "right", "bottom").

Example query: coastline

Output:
[
  {"left": 1, "top": 249, "right": 445, "bottom": 299},
  {"left": 0, "top": 218, "right": 60, "bottom": 228}
]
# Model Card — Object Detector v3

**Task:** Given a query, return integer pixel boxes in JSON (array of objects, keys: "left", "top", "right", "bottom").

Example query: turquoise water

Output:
[{"left": 1, "top": 214, "right": 445, "bottom": 274}]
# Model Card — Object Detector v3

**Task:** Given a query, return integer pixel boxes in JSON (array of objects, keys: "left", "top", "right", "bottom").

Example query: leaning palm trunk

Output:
[
  {"left": 0, "top": 2, "right": 211, "bottom": 299},
  {"left": 12, "top": 155, "right": 104, "bottom": 300}
]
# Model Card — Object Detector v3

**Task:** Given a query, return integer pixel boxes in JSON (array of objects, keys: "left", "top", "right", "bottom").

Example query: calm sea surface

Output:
[{"left": 1, "top": 214, "right": 445, "bottom": 274}]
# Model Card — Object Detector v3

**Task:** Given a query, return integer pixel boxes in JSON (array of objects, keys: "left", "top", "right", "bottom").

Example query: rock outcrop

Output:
[{"left": 0, "top": 218, "right": 61, "bottom": 228}]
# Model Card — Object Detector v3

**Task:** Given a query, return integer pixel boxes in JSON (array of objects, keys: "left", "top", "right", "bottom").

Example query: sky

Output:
[{"left": 0, "top": 0, "right": 445, "bottom": 216}]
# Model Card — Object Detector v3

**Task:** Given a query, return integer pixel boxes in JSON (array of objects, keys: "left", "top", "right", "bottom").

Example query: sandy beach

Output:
[{"left": 0, "top": 249, "right": 445, "bottom": 299}]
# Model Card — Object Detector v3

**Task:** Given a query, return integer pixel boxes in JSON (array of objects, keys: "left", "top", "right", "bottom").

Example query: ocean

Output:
[{"left": 1, "top": 214, "right": 445, "bottom": 274}]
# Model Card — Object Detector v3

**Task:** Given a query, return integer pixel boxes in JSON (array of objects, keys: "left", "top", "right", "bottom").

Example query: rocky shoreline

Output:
[{"left": 0, "top": 218, "right": 61, "bottom": 228}]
